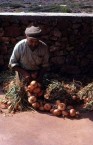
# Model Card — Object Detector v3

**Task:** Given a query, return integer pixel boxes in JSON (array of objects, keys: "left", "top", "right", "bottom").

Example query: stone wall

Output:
[{"left": 0, "top": 14, "right": 93, "bottom": 76}]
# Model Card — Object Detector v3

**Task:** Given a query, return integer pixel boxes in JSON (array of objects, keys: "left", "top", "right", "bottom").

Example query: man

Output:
[{"left": 9, "top": 25, "right": 50, "bottom": 84}]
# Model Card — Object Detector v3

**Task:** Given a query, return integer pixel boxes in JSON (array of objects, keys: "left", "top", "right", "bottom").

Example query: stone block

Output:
[
  {"left": 0, "top": 55, "right": 4, "bottom": 65},
  {"left": 61, "top": 65, "right": 80, "bottom": 74},
  {"left": 4, "top": 25, "right": 21, "bottom": 37}
]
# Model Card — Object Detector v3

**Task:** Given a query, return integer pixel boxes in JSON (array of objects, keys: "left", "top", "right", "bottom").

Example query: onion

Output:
[
  {"left": 69, "top": 109, "right": 76, "bottom": 117},
  {"left": 44, "top": 94, "right": 50, "bottom": 99},
  {"left": 28, "top": 96, "right": 37, "bottom": 104},
  {"left": 62, "top": 111, "right": 69, "bottom": 117},
  {"left": 25, "top": 86, "right": 29, "bottom": 92},
  {"left": 38, "top": 90, "right": 43, "bottom": 97},
  {"left": 0, "top": 103, "right": 7, "bottom": 109},
  {"left": 53, "top": 109, "right": 62, "bottom": 116},
  {"left": 7, "top": 100, "right": 12, "bottom": 106},
  {"left": 39, "top": 106, "right": 44, "bottom": 111},
  {"left": 8, "top": 105, "right": 13, "bottom": 112},
  {"left": 33, "top": 87, "right": 41, "bottom": 94},
  {"left": 30, "top": 80, "right": 38, "bottom": 88},
  {"left": 76, "top": 111, "right": 80, "bottom": 118},
  {"left": 32, "top": 102, "right": 40, "bottom": 109},
  {"left": 17, "top": 105, "right": 22, "bottom": 111},
  {"left": 55, "top": 100, "right": 61, "bottom": 105},
  {"left": 72, "top": 95, "right": 77, "bottom": 100},
  {"left": 44, "top": 103, "right": 51, "bottom": 111},
  {"left": 84, "top": 97, "right": 91, "bottom": 103},
  {"left": 58, "top": 103, "right": 66, "bottom": 111},
  {"left": 50, "top": 108, "right": 54, "bottom": 113},
  {"left": 27, "top": 85, "right": 35, "bottom": 93},
  {"left": 27, "top": 92, "right": 32, "bottom": 97}
]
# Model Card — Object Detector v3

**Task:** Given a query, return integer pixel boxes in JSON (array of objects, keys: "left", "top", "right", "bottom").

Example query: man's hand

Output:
[
  {"left": 13, "top": 66, "right": 31, "bottom": 83},
  {"left": 22, "top": 70, "right": 31, "bottom": 83}
]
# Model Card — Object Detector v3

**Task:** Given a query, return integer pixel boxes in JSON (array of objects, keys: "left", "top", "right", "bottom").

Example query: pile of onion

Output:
[
  {"left": 27, "top": 81, "right": 44, "bottom": 110},
  {"left": 49, "top": 100, "right": 80, "bottom": 118},
  {"left": 26, "top": 80, "right": 43, "bottom": 97},
  {"left": 26, "top": 81, "right": 80, "bottom": 118}
]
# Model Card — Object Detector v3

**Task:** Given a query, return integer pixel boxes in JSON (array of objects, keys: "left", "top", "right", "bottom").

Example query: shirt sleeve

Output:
[
  {"left": 8, "top": 43, "right": 21, "bottom": 68},
  {"left": 42, "top": 46, "right": 50, "bottom": 68}
]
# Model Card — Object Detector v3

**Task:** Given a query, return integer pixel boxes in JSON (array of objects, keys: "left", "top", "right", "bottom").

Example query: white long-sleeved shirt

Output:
[{"left": 9, "top": 39, "right": 49, "bottom": 70}]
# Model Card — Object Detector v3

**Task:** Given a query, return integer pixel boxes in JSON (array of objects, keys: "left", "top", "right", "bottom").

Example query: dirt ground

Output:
[
  {"left": 0, "top": 0, "right": 93, "bottom": 13},
  {"left": 0, "top": 86, "right": 93, "bottom": 145},
  {"left": 0, "top": 111, "right": 93, "bottom": 145}
]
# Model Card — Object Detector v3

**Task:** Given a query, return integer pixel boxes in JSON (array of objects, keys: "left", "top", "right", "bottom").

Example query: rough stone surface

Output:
[
  {"left": 4, "top": 25, "right": 21, "bottom": 37},
  {"left": 0, "top": 16, "right": 93, "bottom": 76}
]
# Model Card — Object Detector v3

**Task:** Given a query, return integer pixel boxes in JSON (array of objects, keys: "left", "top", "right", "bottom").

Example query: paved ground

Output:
[{"left": 0, "top": 86, "right": 93, "bottom": 145}]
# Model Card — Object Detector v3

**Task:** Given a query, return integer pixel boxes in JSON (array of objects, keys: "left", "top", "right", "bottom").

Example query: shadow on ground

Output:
[{"left": 36, "top": 108, "right": 93, "bottom": 122}]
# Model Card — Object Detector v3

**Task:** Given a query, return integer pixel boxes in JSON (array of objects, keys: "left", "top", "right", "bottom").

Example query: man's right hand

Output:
[
  {"left": 22, "top": 70, "right": 31, "bottom": 83},
  {"left": 13, "top": 66, "right": 31, "bottom": 83}
]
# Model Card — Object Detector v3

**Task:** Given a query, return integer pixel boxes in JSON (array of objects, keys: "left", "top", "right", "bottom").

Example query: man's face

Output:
[{"left": 27, "top": 37, "right": 39, "bottom": 49}]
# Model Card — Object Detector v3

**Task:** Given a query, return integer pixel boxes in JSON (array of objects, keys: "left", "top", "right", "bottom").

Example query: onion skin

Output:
[
  {"left": 76, "top": 111, "right": 80, "bottom": 118},
  {"left": 29, "top": 81, "right": 38, "bottom": 91},
  {"left": 30, "top": 80, "right": 38, "bottom": 87},
  {"left": 58, "top": 103, "right": 66, "bottom": 111},
  {"left": 17, "top": 105, "right": 22, "bottom": 111},
  {"left": 8, "top": 105, "right": 13, "bottom": 112},
  {"left": 62, "top": 111, "right": 69, "bottom": 117},
  {"left": 44, "top": 94, "right": 50, "bottom": 99},
  {"left": 53, "top": 109, "right": 62, "bottom": 116},
  {"left": 69, "top": 109, "right": 76, "bottom": 117},
  {"left": 7, "top": 100, "right": 12, "bottom": 106},
  {"left": 84, "top": 97, "right": 91, "bottom": 103},
  {"left": 27, "top": 85, "right": 35, "bottom": 93},
  {"left": 38, "top": 90, "right": 43, "bottom": 97},
  {"left": 32, "top": 102, "right": 40, "bottom": 109},
  {"left": 39, "top": 106, "right": 44, "bottom": 111},
  {"left": 50, "top": 108, "right": 54, "bottom": 114},
  {"left": 33, "top": 87, "right": 41, "bottom": 94},
  {"left": 28, "top": 96, "right": 37, "bottom": 104},
  {"left": 0, "top": 103, "right": 7, "bottom": 109},
  {"left": 72, "top": 95, "right": 77, "bottom": 100},
  {"left": 44, "top": 103, "right": 52, "bottom": 111}
]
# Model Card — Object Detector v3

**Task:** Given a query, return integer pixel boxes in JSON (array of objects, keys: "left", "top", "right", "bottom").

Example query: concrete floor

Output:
[{"left": 0, "top": 87, "right": 93, "bottom": 145}]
